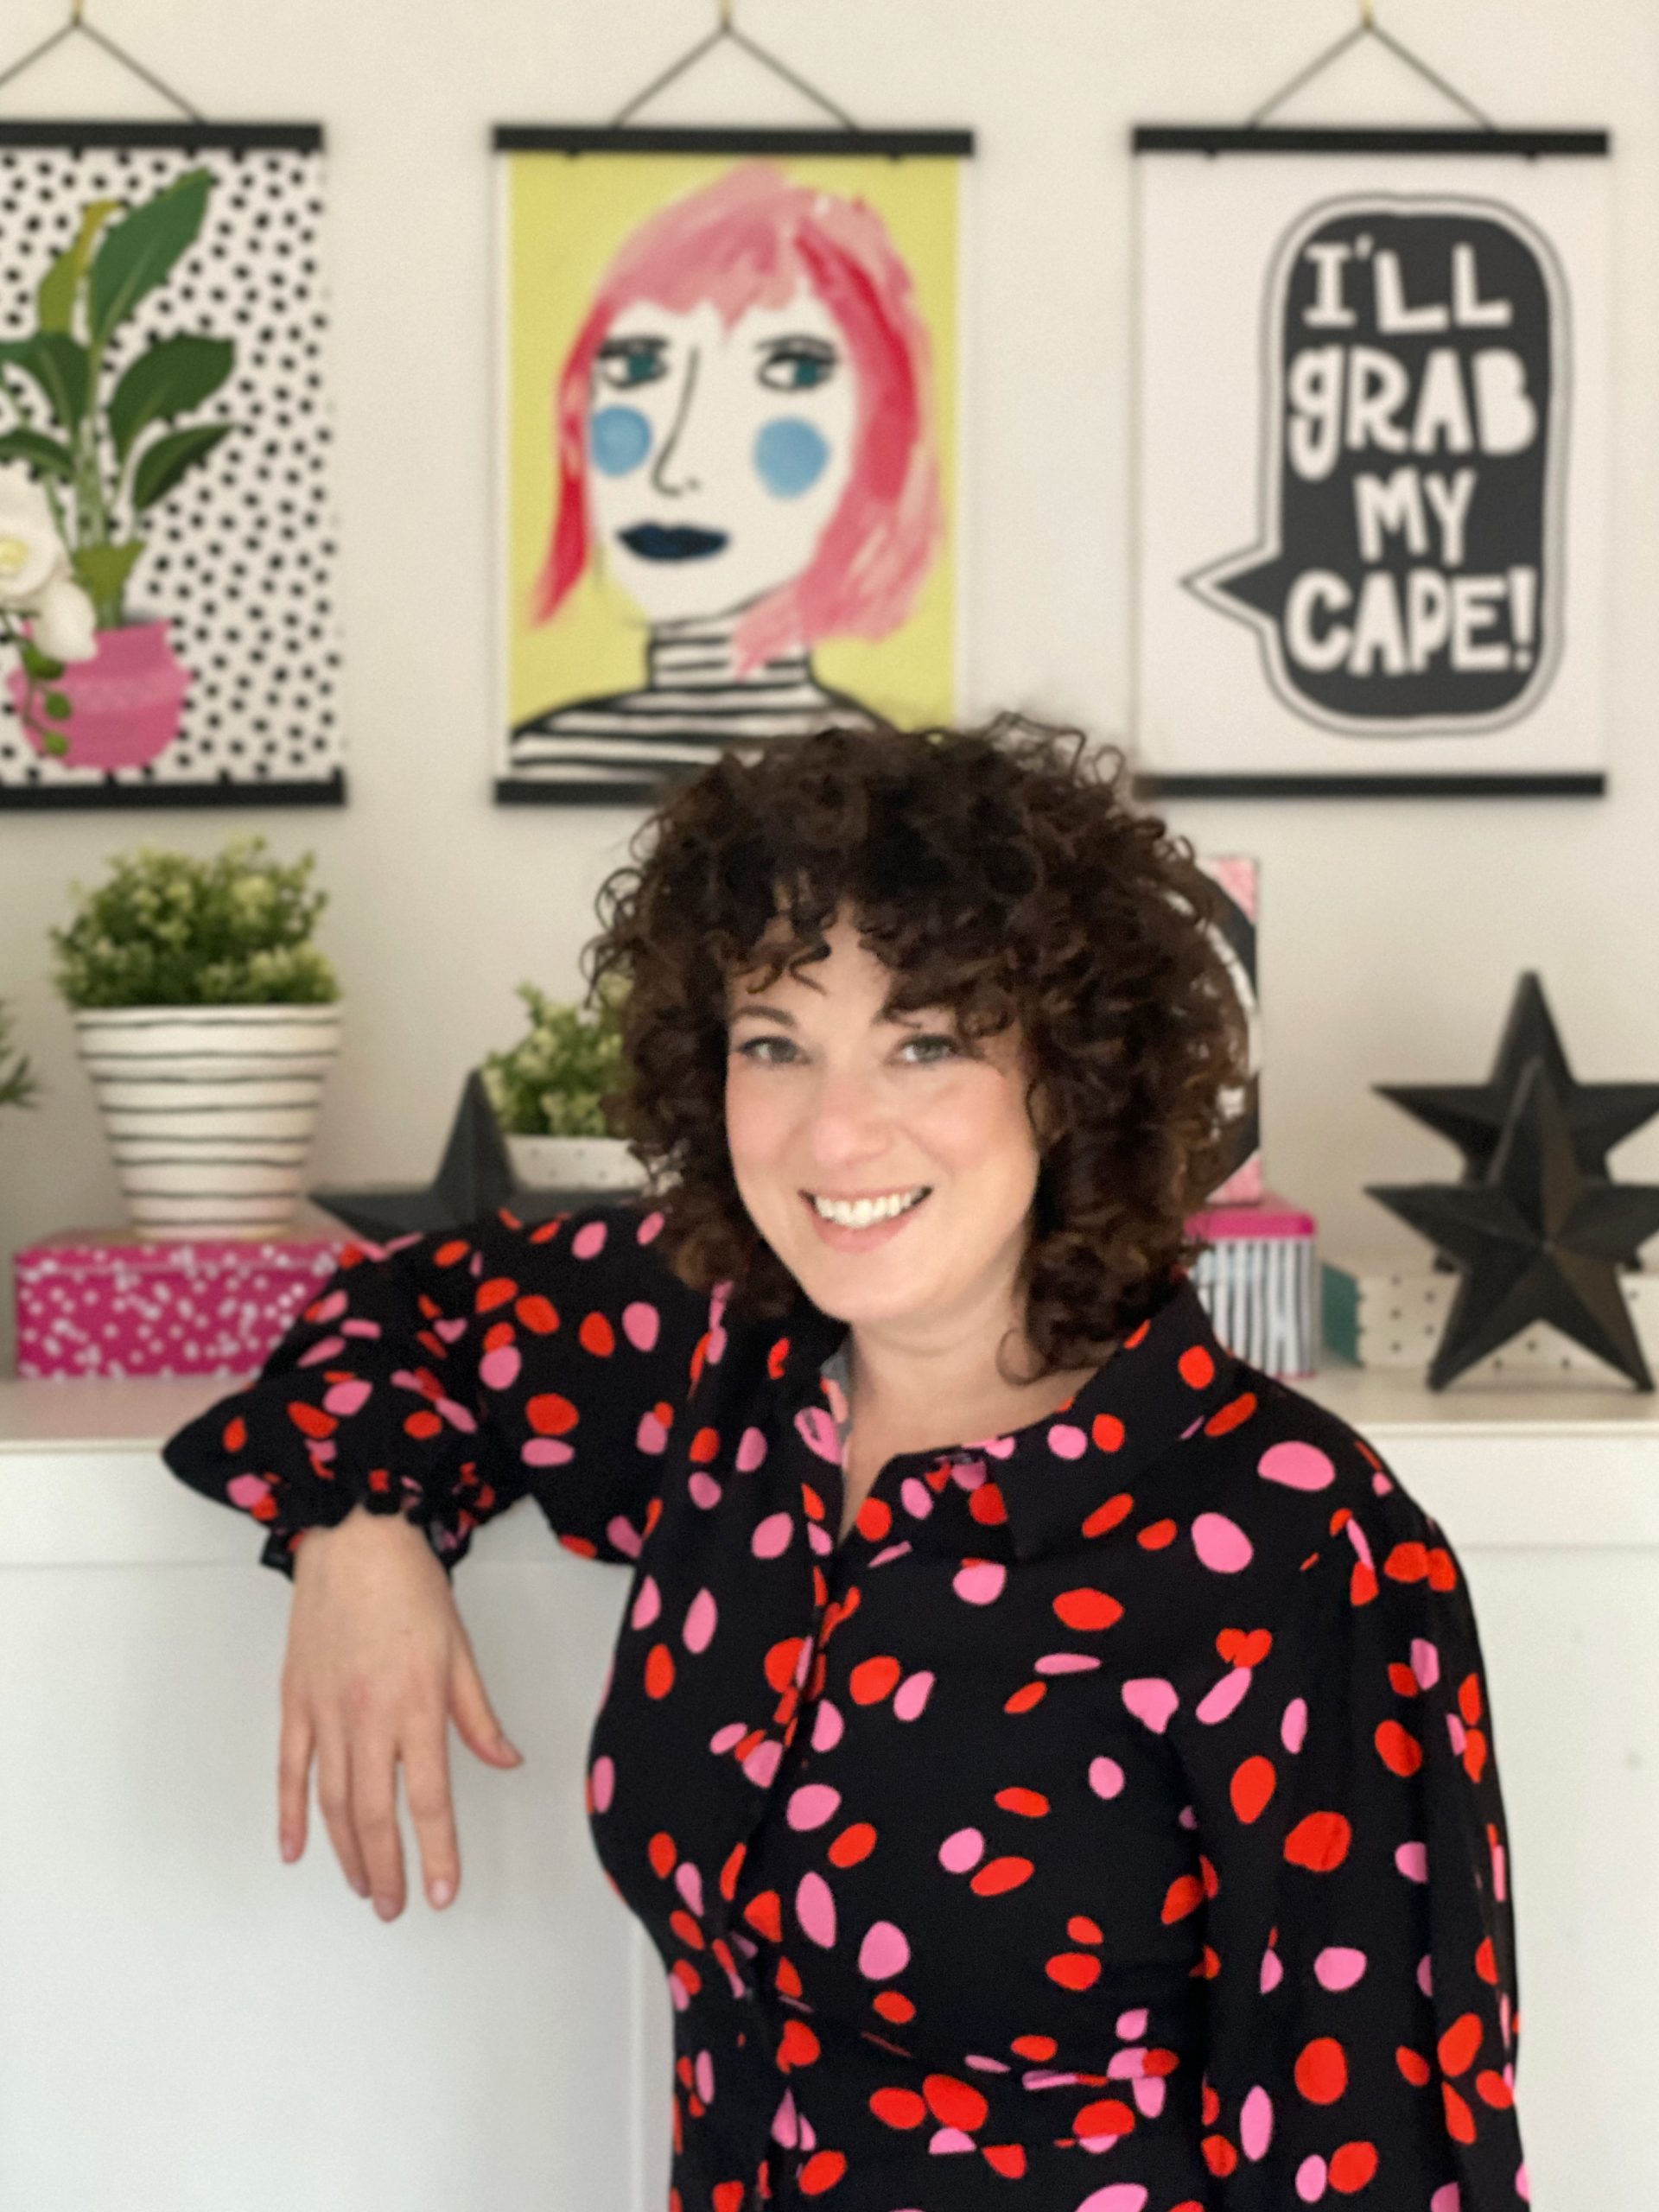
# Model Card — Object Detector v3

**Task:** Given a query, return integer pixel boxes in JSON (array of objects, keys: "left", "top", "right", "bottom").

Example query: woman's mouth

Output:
[{"left": 802, "top": 1185, "right": 931, "bottom": 1250}]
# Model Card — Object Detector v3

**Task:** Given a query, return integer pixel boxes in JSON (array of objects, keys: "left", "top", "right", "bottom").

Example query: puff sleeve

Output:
[
  {"left": 1173, "top": 1487, "right": 1529, "bottom": 2209},
  {"left": 159, "top": 1198, "right": 713, "bottom": 1581}
]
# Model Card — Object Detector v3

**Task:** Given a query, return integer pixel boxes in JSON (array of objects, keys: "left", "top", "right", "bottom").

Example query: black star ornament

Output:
[
  {"left": 309, "top": 1068, "right": 580, "bottom": 1240},
  {"left": 1367, "top": 1055, "right": 1659, "bottom": 1390}
]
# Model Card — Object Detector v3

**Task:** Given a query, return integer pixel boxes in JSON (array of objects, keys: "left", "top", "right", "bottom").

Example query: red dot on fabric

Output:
[
  {"left": 1011, "top": 2033, "right": 1058, "bottom": 2060},
  {"left": 1386, "top": 1541, "right": 1431, "bottom": 1582},
  {"left": 1179, "top": 1345, "right": 1216, "bottom": 1389},
  {"left": 856, "top": 1496, "right": 893, "bottom": 1540},
  {"left": 1066, "top": 1914, "right": 1103, "bottom": 1945},
  {"left": 433, "top": 1238, "right": 471, "bottom": 1268},
  {"left": 829, "top": 1823, "right": 877, "bottom": 1868},
  {"left": 1201, "top": 2133, "right": 1239, "bottom": 2176},
  {"left": 870, "top": 2086, "right": 926, "bottom": 2129},
  {"left": 970, "top": 1857, "right": 1034, "bottom": 1897},
  {"left": 994, "top": 1787, "right": 1050, "bottom": 1818},
  {"left": 644, "top": 1644, "right": 675, "bottom": 1699},
  {"left": 1045, "top": 1951, "right": 1101, "bottom": 1990},
  {"left": 1294, "top": 2037, "right": 1349, "bottom": 2104},
  {"left": 648, "top": 1832, "right": 677, "bottom": 1878},
  {"left": 872, "top": 1989, "right": 915, "bottom": 2024},
  {"left": 1092, "top": 1413, "right": 1126, "bottom": 1452},
  {"left": 1074, "top": 2096, "right": 1136, "bottom": 2137},
  {"left": 690, "top": 1426, "right": 720, "bottom": 1462},
  {"left": 1375, "top": 1719, "right": 1424, "bottom": 1776},
  {"left": 403, "top": 1409, "right": 442, "bottom": 1441},
  {"left": 223, "top": 1415, "right": 247, "bottom": 1452},
  {"left": 1138, "top": 1518, "right": 1179, "bottom": 1549},
  {"left": 1284, "top": 1811, "right": 1352, "bottom": 1872},
  {"left": 849, "top": 1656, "right": 902, "bottom": 1705},
  {"left": 923, "top": 2074, "right": 988, "bottom": 2130},
  {"left": 526, "top": 1392, "right": 579, "bottom": 1436},
  {"left": 779, "top": 2018, "right": 821, "bottom": 2069},
  {"left": 579, "top": 1312, "right": 615, "bottom": 1357},
  {"left": 515, "top": 1294, "right": 559, "bottom": 1332},
  {"left": 1330, "top": 2140, "right": 1380, "bottom": 2192},
  {"left": 1004, "top": 1682, "right": 1046, "bottom": 1713},
  {"left": 1438, "top": 2012, "right": 1484, "bottom": 2077},
  {"left": 1162, "top": 1874, "right": 1205, "bottom": 1923},
  {"left": 797, "top": 2150, "right": 847, "bottom": 2194},
  {"left": 983, "top": 2144, "right": 1027, "bottom": 2177},
  {"left": 1052, "top": 1587, "right": 1124, "bottom": 1631},
  {"left": 1230, "top": 1755, "right": 1277, "bottom": 1824},
  {"left": 1205, "top": 1391, "right": 1257, "bottom": 1436},
  {"left": 1395, "top": 2044, "right": 1432, "bottom": 2087},
  {"left": 1082, "top": 1492, "right": 1135, "bottom": 1538}
]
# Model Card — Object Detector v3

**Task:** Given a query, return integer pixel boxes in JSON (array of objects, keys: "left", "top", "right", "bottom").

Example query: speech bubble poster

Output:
[{"left": 1132, "top": 127, "right": 1611, "bottom": 797}]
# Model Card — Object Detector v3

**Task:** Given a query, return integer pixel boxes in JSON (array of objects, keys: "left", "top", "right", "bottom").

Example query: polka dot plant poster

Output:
[{"left": 0, "top": 124, "right": 342, "bottom": 808}]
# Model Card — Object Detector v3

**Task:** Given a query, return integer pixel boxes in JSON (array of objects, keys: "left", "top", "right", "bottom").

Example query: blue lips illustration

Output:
[{"left": 620, "top": 523, "right": 730, "bottom": 562}]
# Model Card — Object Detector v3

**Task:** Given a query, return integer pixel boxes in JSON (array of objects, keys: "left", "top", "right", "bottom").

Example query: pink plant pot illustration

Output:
[{"left": 6, "top": 618, "right": 192, "bottom": 771}]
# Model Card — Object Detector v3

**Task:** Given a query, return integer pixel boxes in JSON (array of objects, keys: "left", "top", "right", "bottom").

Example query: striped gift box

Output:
[{"left": 1185, "top": 1192, "right": 1318, "bottom": 1379}]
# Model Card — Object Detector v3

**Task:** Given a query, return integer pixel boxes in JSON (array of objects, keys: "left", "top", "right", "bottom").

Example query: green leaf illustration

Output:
[
  {"left": 131, "top": 421, "right": 232, "bottom": 512},
  {"left": 0, "top": 334, "right": 91, "bottom": 429},
  {"left": 18, "top": 641, "right": 65, "bottom": 679},
  {"left": 42, "top": 690, "right": 72, "bottom": 718},
  {"left": 110, "top": 335, "right": 234, "bottom": 462},
  {"left": 0, "top": 426, "right": 74, "bottom": 480},
  {"left": 87, "top": 168, "right": 213, "bottom": 353},
  {"left": 71, "top": 541, "right": 143, "bottom": 606},
  {"left": 36, "top": 198, "right": 122, "bottom": 335}
]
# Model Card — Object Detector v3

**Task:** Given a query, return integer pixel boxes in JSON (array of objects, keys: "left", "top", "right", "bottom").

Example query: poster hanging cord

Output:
[
  {"left": 610, "top": 0, "right": 861, "bottom": 132},
  {"left": 1244, "top": 0, "right": 1496, "bottom": 131},
  {"left": 0, "top": 0, "right": 205, "bottom": 120}
]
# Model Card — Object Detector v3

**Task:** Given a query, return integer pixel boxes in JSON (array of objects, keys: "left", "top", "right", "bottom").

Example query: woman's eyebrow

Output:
[{"left": 728, "top": 1005, "right": 796, "bottom": 1028}]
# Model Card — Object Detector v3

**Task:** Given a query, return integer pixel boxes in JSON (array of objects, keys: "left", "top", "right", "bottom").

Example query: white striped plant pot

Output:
[
  {"left": 505, "top": 1134, "right": 647, "bottom": 1192},
  {"left": 72, "top": 1003, "right": 344, "bottom": 1239}
]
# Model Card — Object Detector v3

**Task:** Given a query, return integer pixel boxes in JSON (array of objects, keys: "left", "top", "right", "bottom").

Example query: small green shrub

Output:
[
  {"left": 49, "top": 836, "right": 339, "bottom": 1009},
  {"left": 480, "top": 979, "right": 627, "bottom": 1138}
]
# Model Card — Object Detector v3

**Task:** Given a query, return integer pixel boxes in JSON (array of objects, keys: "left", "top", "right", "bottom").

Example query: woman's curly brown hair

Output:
[{"left": 584, "top": 715, "right": 1249, "bottom": 1381}]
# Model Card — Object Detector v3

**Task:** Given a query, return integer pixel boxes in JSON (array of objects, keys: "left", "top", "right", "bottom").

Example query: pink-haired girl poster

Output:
[{"left": 493, "top": 128, "right": 970, "bottom": 804}]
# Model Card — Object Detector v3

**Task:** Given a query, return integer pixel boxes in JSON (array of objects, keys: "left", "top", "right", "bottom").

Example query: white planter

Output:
[
  {"left": 505, "top": 1134, "right": 647, "bottom": 1192},
  {"left": 72, "top": 1003, "right": 344, "bottom": 1240}
]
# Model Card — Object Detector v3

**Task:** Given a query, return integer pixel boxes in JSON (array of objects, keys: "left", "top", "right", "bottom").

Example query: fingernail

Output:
[
  {"left": 279, "top": 1834, "right": 298, "bottom": 1862},
  {"left": 373, "top": 1894, "right": 398, "bottom": 1920},
  {"left": 500, "top": 1740, "right": 524, "bottom": 1763},
  {"left": 429, "top": 1878, "right": 454, "bottom": 1908}
]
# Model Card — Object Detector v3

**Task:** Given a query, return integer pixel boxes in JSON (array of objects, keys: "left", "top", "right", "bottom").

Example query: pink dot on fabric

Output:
[
  {"left": 1241, "top": 2085, "right": 1274, "bottom": 2161},
  {"left": 900, "top": 1476, "right": 934, "bottom": 1520},
  {"left": 1258, "top": 1440, "right": 1336, "bottom": 1491},
  {"left": 735, "top": 1427, "right": 769, "bottom": 1471},
  {"left": 297, "top": 1333, "right": 347, "bottom": 1366},
  {"left": 953, "top": 1560, "right": 1007, "bottom": 1606},
  {"left": 938, "top": 1827, "right": 984, "bottom": 1873},
  {"left": 621, "top": 1301, "right": 659, "bottom": 1352},
  {"left": 571, "top": 1221, "right": 607, "bottom": 1260},
  {"left": 1396, "top": 1840, "right": 1429, "bottom": 1883},
  {"left": 668, "top": 1975, "right": 690, "bottom": 2012},
  {"left": 753, "top": 1513, "right": 794, "bottom": 1559},
  {"left": 637, "top": 1210, "right": 664, "bottom": 1245},
  {"left": 794, "top": 1407, "right": 842, "bottom": 1465},
  {"left": 1260, "top": 1945, "right": 1284, "bottom": 1993},
  {"left": 710, "top": 1722, "right": 747, "bottom": 1755},
  {"left": 523, "top": 1438, "right": 574, "bottom": 1467},
  {"left": 812, "top": 1700, "right": 844, "bottom": 1751},
  {"left": 786, "top": 1783, "right": 842, "bottom": 1832},
  {"left": 1075, "top": 2187, "right": 1149, "bottom": 2212},
  {"left": 1314, "top": 1946, "right": 1368, "bottom": 1991},
  {"left": 607, "top": 1515, "right": 642, "bottom": 1559},
  {"left": 1122, "top": 1677, "right": 1179, "bottom": 1733},
  {"left": 1115, "top": 2006, "right": 1147, "bottom": 2038},
  {"left": 1196, "top": 1666, "right": 1254, "bottom": 1725},
  {"left": 1420, "top": 1955, "right": 1435, "bottom": 1999},
  {"left": 676, "top": 1861, "right": 704, "bottom": 1915},
  {"left": 589, "top": 1756, "right": 614, "bottom": 1814},
  {"left": 1132, "top": 2075, "right": 1166, "bottom": 2119},
  {"left": 1281, "top": 1697, "right": 1308, "bottom": 1754},
  {"left": 435, "top": 1396, "right": 476, "bottom": 1433},
  {"left": 893, "top": 1670, "right": 935, "bottom": 1721},
  {"left": 1430, "top": 2183, "right": 1462, "bottom": 2212},
  {"left": 929, "top": 2128, "right": 976, "bottom": 2155},
  {"left": 682, "top": 1587, "right": 717, "bottom": 1653},
  {"left": 321, "top": 1377, "right": 371, "bottom": 1417},
  {"left": 796, "top": 1871, "right": 836, "bottom": 1948},
  {"left": 694, "top": 2049, "right": 715, "bottom": 2104},
  {"left": 689, "top": 1471, "right": 722, "bottom": 1510},
  {"left": 226, "top": 1473, "right": 270, "bottom": 1510},
  {"left": 1295, "top": 2152, "right": 1329, "bottom": 2202},
  {"left": 480, "top": 1344, "right": 521, "bottom": 1391},
  {"left": 1046, "top": 1422, "right": 1088, "bottom": 1459},
  {"left": 630, "top": 1576, "right": 661, "bottom": 1630},
  {"left": 858, "top": 1920, "right": 910, "bottom": 1979},
  {"left": 1034, "top": 1653, "right": 1100, "bottom": 1675},
  {"left": 1412, "top": 1637, "right": 1441, "bottom": 1690},
  {"left": 742, "top": 1738, "right": 782, "bottom": 1788},
  {"left": 1192, "top": 1510, "right": 1253, "bottom": 1573},
  {"left": 1090, "top": 1756, "right": 1126, "bottom": 1800},
  {"left": 636, "top": 1410, "right": 669, "bottom": 1454},
  {"left": 310, "top": 1289, "right": 346, "bottom": 1322}
]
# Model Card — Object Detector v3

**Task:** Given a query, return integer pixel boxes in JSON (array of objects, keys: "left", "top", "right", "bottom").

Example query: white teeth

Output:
[{"left": 811, "top": 1187, "right": 928, "bottom": 1228}]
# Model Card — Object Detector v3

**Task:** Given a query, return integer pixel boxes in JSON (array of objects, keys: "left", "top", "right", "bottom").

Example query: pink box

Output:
[
  {"left": 14, "top": 1230, "right": 350, "bottom": 1380},
  {"left": 1185, "top": 1190, "right": 1316, "bottom": 1242}
]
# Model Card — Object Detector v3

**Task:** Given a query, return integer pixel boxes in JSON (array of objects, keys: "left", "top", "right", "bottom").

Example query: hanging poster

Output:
[
  {"left": 0, "top": 122, "right": 342, "bottom": 809},
  {"left": 1132, "top": 127, "right": 1611, "bottom": 796},
  {"left": 493, "top": 124, "right": 970, "bottom": 804}
]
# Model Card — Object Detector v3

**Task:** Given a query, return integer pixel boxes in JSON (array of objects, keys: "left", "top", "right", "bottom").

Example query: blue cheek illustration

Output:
[
  {"left": 589, "top": 405, "right": 652, "bottom": 478},
  {"left": 753, "top": 417, "right": 830, "bottom": 499}
]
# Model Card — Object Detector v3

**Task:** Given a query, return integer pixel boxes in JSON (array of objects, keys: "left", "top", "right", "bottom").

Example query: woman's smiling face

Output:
[
  {"left": 723, "top": 912, "right": 1046, "bottom": 1335},
  {"left": 585, "top": 289, "right": 856, "bottom": 629}
]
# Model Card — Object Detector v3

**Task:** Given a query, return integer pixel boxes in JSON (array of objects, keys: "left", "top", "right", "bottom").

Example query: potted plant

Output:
[
  {"left": 49, "top": 836, "right": 342, "bottom": 1240},
  {"left": 480, "top": 976, "right": 646, "bottom": 1193},
  {"left": 0, "top": 998, "right": 41, "bottom": 1116},
  {"left": 0, "top": 168, "right": 238, "bottom": 769}
]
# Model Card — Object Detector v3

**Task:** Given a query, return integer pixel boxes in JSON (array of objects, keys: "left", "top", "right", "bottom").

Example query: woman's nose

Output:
[
  {"left": 803, "top": 1068, "right": 893, "bottom": 1163},
  {"left": 650, "top": 350, "right": 707, "bottom": 498}
]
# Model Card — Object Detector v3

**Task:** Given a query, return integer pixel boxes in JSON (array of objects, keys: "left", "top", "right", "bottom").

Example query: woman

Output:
[
  {"left": 162, "top": 719, "right": 1528, "bottom": 2209},
  {"left": 506, "top": 163, "right": 942, "bottom": 795}
]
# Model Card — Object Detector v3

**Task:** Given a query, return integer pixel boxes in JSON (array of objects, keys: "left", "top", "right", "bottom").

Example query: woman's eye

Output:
[
  {"left": 900, "top": 1033, "right": 961, "bottom": 1064},
  {"left": 598, "top": 341, "right": 668, "bottom": 390},
  {"left": 734, "top": 1035, "right": 798, "bottom": 1065},
  {"left": 757, "top": 341, "right": 837, "bottom": 392}
]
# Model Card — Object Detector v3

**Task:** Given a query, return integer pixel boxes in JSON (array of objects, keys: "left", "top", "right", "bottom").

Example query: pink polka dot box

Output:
[{"left": 14, "top": 1231, "right": 350, "bottom": 1380}]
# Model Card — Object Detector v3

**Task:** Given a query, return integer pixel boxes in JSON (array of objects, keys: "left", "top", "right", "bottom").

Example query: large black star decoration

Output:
[
  {"left": 308, "top": 1069, "right": 582, "bottom": 1241},
  {"left": 1367, "top": 1055, "right": 1659, "bottom": 1391},
  {"left": 1376, "top": 972, "right": 1659, "bottom": 1269}
]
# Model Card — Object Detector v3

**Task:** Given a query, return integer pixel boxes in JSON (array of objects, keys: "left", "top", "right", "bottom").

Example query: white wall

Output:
[{"left": 3, "top": 0, "right": 1657, "bottom": 1370}]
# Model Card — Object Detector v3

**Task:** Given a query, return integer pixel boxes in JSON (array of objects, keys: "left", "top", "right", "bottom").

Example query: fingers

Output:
[
  {"left": 348, "top": 1726, "right": 408, "bottom": 1920},
  {"left": 401, "top": 1713, "right": 461, "bottom": 1910},
  {"left": 277, "top": 1704, "right": 314, "bottom": 1864},
  {"left": 449, "top": 1637, "right": 524, "bottom": 1770},
  {"left": 315, "top": 1725, "right": 372, "bottom": 1901}
]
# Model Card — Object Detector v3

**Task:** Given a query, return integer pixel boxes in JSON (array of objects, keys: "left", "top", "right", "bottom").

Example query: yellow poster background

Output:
[{"left": 502, "top": 149, "right": 960, "bottom": 735}]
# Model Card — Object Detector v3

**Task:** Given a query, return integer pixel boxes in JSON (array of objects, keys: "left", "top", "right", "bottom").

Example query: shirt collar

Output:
[{"left": 768, "top": 1271, "right": 1243, "bottom": 1561}]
